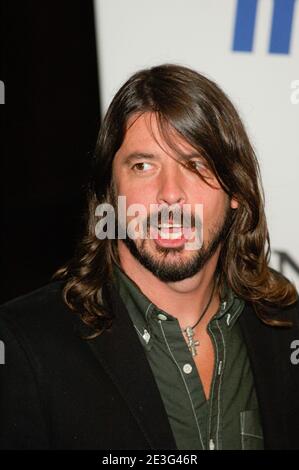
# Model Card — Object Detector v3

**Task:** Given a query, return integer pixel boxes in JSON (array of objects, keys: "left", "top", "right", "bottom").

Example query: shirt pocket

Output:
[{"left": 240, "top": 410, "right": 264, "bottom": 450}]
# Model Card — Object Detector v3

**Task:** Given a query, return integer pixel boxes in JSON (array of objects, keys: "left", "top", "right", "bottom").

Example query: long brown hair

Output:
[{"left": 53, "top": 63, "right": 298, "bottom": 335}]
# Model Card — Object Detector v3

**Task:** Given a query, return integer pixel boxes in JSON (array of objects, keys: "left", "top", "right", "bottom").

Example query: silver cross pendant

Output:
[{"left": 185, "top": 326, "right": 200, "bottom": 357}]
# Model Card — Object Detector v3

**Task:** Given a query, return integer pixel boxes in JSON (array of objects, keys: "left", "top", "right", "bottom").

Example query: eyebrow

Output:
[
  {"left": 122, "top": 152, "right": 155, "bottom": 164},
  {"left": 122, "top": 151, "right": 204, "bottom": 164}
]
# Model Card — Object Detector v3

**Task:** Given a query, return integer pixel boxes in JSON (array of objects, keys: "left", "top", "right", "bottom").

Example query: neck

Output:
[{"left": 117, "top": 242, "right": 221, "bottom": 330}]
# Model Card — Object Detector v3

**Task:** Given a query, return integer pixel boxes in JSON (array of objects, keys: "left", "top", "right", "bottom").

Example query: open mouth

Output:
[
  {"left": 157, "top": 224, "right": 185, "bottom": 239},
  {"left": 150, "top": 223, "right": 194, "bottom": 241}
]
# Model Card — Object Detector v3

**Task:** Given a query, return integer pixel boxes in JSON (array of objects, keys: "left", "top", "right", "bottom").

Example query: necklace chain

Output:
[
  {"left": 182, "top": 281, "right": 216, "bottom": 333},
  {"left": 181, "top": 282, "right": 216, "bottom": 357}
]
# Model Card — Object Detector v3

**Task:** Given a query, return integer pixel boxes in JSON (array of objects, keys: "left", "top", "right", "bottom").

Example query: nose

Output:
[{"left": 156, "top": 161, "right": 187, "bottom": 207}]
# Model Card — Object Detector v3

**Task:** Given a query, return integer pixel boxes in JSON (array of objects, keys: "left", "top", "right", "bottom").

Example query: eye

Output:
[
  {"left": 186, "top": 160, "right": 213, "bottom": 179},
  {"left": 132, "top": 162, "right": 153, "bottom": 172},
  {"left": 190, "top": 160, "right": 205, "bottom": 170},
  {"left": 189, "top": 160, "right": 209, "bottom": 172}
]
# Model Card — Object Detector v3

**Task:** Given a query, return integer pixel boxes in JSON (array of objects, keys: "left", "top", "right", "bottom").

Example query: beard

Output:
[{"left": 117, "top": 204, "right": 234, "bottom": 283}]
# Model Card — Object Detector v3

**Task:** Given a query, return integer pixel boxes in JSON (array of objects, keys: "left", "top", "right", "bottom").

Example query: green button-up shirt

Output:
[{"left": 112, "top": 263, "right": 264, "bottom": 450}]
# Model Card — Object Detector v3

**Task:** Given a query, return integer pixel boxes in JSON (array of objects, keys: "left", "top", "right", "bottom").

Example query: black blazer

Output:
[{"left": 0, "top": 280, "right": 298, "bottom": 450}]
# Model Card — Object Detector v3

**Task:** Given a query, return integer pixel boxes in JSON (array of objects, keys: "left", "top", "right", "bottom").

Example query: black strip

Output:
[{"left": 0, "top": 0, "right": 101, "bottom": 302}]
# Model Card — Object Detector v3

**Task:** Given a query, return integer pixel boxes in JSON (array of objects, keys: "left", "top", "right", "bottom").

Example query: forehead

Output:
[{"left": 117, "top": 111, "right": 197, "bottom": 157}]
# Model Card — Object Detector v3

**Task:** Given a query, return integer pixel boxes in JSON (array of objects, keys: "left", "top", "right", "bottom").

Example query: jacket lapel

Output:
[
  {"left": 77, "top": 281, "right": 177, "bottom": 450},
  {"left": 239, "top": 302, "right": 298, "bottom": 449}
]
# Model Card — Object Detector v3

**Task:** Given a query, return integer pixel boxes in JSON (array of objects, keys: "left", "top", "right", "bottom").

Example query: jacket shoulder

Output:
[{"left": 0, "top": 280, "right": 74, "bottom": 337}]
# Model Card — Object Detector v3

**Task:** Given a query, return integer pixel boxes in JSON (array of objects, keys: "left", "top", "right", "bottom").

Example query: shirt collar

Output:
[{"left": 112, "top": 262, "right": 244, "bottom": 334}]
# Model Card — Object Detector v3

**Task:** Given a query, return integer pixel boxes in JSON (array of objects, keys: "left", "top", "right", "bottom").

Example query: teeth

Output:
[
  {"left": 154, "top": 225, "right": 194, "bottom": 240},
  {"left": 159, "top": 229, "right": 183, "bottom": 239},
  {"left": 158, "top": 226, "right": 183, "bottom": 239},
  {"left": 157, "top": 224, "right": 182, "bottom": 228}
]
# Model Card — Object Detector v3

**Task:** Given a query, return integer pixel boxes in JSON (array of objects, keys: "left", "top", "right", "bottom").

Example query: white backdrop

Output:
[{"left": 94, "top": 0, "right": 299, "bottom": 288}]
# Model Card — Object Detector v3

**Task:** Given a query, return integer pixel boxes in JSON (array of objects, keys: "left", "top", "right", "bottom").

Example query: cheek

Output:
[
  {"left": 200, "top": 194, "right": 228, "bottom": 226},
  {"left": 114, "top": 185, "right": 153, "bottom": 221},
  {"left": 115, "top": 177, "right": 154, "bottom": 205},
  {"left": 113, "top": 172, "right": 129, "bottom": 197}
]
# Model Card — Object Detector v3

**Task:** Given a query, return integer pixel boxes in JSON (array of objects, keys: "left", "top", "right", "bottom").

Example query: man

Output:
[{"left": 0, "top": 64, "right": 298, "bottom": 450}]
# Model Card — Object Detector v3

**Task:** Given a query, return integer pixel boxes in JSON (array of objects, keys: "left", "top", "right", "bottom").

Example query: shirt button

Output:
[
  {"left": 157, "top": 313, "right": 168, "bottom": 321},
  {"left": 183, "top": 363, "right": 193, "bottom": 374}
]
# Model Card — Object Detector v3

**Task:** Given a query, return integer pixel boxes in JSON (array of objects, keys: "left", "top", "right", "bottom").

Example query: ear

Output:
[{"left": 230, "top": 197, "right": 239, "bottom": 209}]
